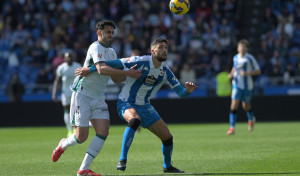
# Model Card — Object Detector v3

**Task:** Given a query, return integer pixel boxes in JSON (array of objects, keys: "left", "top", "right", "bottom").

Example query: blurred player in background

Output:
[
  {"left": 52, "top": 52, "right": 81, "bottom": 137},
  {"left": 51, "top": 20, "right": 141, "bottom": 176},
  {"left": 227, "top": 39, "right": 261, "bottom": 135},
  {"left": 78, "top": 38, "right": 198, "bottom": 173}
]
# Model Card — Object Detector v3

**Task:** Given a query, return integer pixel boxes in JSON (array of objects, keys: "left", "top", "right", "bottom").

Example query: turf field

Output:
[{"left": 0, "top": 122, "right": 299, "bottom": 176}]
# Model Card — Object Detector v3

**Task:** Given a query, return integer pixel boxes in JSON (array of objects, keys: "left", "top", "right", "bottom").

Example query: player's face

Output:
[
  {"left": 99, "top": 25, "right": 115, "bottom": 45},
  {"left": 237, "top": 43, "right": 248, "bottom": 54},
  {"left": 151, "top": 42, "right": 168, "bottom": 62}
]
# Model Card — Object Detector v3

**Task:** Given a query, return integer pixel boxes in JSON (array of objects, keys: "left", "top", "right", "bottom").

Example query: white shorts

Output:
[
  {"left": 70, "top": 92, "right": 110, "bottom": 127},
  {"left": 61, "top": 93, "right": 71, "bottom": 106}
]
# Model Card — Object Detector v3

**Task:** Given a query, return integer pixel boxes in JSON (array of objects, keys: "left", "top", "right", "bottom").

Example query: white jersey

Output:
[
  {"left": 71, "top": 41, "right": 117, "bottom": 100},
  {"left": 117, "top": 55, "right": 180, "bottom": 105},
  {"left": 232, "top": 53, "right": 260, "bottom": 90},
  {"left": 56, "top": 62, "right": 81, "bottom": 97}
]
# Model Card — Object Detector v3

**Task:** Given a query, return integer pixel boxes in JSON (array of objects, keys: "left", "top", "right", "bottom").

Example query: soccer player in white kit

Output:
[
  {"left": 227, "top": 39, "right": 261, "bottom": 135},
  {"left": 52, "top": 52, "right": 81, "bottom": 137},
  {"left": 51, "top": 20, "right": 142, "bottom": 176}
]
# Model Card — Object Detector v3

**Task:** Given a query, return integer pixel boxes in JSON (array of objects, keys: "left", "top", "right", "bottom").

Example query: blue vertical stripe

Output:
[
  {"left": 243, "top": 61, "right": 248, "bottom": 90},
  {"left": 233, "top": 55, "right": 238, "bottom": 88},
  {"left": 128, "top": 79, "right": 143, "bottom": 104},
  {"left": 144, "top": 74, "right": 164, "bottom": 104}
]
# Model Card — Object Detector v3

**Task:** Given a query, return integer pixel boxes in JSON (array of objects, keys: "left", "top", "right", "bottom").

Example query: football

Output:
[{"left": 169, "top": 0, "right": 190, "bottom": 15}]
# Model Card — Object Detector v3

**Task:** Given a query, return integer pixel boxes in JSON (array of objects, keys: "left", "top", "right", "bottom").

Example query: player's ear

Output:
[{"left": 97, "top": 30, "right": 101, "bottom": 36}]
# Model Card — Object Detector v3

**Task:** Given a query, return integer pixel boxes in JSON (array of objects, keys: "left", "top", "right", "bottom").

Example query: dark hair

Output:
[
  {"left": 150, "top": 38, "right": 168, "bottom": 48},
  {"left": 95, "top": 20, "right": 116, "bottom": 30},
  {"left": 238, "top": 39, "right": 249, "bottom": 48}
]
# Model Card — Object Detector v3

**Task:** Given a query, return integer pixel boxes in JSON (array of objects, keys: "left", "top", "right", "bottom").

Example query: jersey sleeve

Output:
[
  {"left": 105, "top": 59, "right": 124, "bottom": 69},
  {"left": 165, "top": 67, "right": 180, "bottom": 89},
  {"left": 249, "top": 56, "right": 260, "bottom": 71},
  {"left": 90, "top": 44, "right": 105, "bottom": 64},
  {"left": 56, "top": 65, "right": 63, "bottom": 77},
  {"left": 119, "top": 56, "right": 142, "bottom": 69}
]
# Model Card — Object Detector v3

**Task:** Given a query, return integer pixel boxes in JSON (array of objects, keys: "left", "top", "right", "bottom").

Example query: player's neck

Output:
[
  {"left": 152, "top": 56, "right": 162, "bottom": 68},
  {"left": 98, "top": 38, "right": 110, "bottom": 48},
  {"left": 239, "top": 52, "right": 246, "bottom": 57}
]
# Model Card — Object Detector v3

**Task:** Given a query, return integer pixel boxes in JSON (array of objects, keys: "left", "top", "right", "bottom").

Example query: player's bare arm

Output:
[
  {"left": 75, "top": 64, "right": 141, "bottom": 79},
  {"left": 52, "top": 75, "right": 61, "bottom": 102},
  {"left": 241, "top": 69, "right": 261, "bottom": 77},
  {"left": 228, "top": 67, "right": 235, "bottom": 79}
]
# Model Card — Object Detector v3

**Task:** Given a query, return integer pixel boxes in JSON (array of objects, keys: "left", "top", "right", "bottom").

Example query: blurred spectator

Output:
[
  {"left": 35, "top": 68, "right": 51, "bottom": 92},
  {"left": 180, "top": 63, "right": 196, "bottom": 84},
  {"left": 216, "top": 67, "right": 231, "bottom": 97},
  {"left": 6, "top": 73, "right": 24, "bottom": 102}
]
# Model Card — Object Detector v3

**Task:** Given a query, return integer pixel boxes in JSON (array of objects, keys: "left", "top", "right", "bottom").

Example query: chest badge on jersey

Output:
[
  {"left": 143, "top": 75, "right": 157, "bottom": 86},
  {"left": 160, "top": 69, "right": 164, "bottom": 76}
]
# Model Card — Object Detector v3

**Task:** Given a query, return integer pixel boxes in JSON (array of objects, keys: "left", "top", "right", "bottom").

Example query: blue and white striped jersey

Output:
[
  {"left": 232, "top": 53, "right": 260, "bottom": 90},
  {"left": 108, "top": 55, "right": 181, "bottom": 105}
]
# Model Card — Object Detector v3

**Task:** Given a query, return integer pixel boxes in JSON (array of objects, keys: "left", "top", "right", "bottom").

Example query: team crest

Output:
[{"left": 160, "top": 69, "right": 164, "bottom": 75}]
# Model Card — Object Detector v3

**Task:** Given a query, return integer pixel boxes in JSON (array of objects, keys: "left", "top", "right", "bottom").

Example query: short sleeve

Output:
[
  {"left": 165, "top": 67, "right": 180, "bottom": 89},
  {"left": 56, "top": 64, "right": 63, "bottom": 77},
  {"left": 119, "top": 56, "right": 141, "bottom": 69},
  {"left": 90, "top": 44, "right": 105, "bottom": 64},
  {"left": 250, "top": 56, "right": 260, "bottom": 71}
]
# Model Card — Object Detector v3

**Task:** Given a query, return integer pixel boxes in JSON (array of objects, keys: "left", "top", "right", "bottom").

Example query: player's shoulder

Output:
[
  {"left": 57, "top": 62, "right": 67, "bottom": 69},
  {"left": 233, "top": 54, "right": 238, "bottom": 59},
  {"left": 245, "top": 53, "right": 256, "bottom": 60},
  {"left": 135, "top": 55, "right": 151, "bottom": 61}
]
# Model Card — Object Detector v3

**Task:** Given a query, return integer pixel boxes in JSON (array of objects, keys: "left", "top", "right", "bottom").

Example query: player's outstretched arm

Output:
[
  {"left": 173, "top": 82, "right": 198, "bottom": 98},
  {"left": 74, "top": 61, "right": 142, "bottom": 79}
]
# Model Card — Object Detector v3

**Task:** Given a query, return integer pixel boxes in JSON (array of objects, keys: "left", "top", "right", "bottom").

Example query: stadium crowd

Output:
[{"left": 0, "top": 0, "right": 299, "bottom": 96}]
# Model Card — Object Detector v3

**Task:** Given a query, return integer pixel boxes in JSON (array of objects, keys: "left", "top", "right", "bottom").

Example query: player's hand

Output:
[
  {"left": 228, "top": 74, "right": 233, "bottom": 79},
  {"left": 185, "top": 82, "right": 198, "bottom": 93},
  {"left": 240, "top": 70, "right": 248, "bottom": 77},
  {"left": 126, "top": 64, "right": 142, "bottom": 79},
  {"left": 75, "top": 67, "right": 90, "bottom": 77}
]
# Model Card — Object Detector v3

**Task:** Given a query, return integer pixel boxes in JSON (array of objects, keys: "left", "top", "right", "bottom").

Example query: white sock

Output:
[
  {"left": 64, "top": 110, "right": 72, "bottom": 132},
  {"left": 79, "top": 134, "right": 106, "bottom": 171},
  {"left": 61, "top": 134, "right": 81, "bottom": 150}
]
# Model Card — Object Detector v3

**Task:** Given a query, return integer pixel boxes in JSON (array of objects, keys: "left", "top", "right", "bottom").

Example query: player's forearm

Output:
[
  {"left": 173, "top": 85, "right": 190, "bottom": 98},
  {"left": 97, "top": 64, "right": 128, "bottom": 77},
  {"left": 247, "top": 69, "right": 261, "bottom": 76}
]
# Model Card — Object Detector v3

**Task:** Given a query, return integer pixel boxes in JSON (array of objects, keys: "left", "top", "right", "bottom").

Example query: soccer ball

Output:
[{"left": 169, "top": 0, "right": 190, "bottom": 15}]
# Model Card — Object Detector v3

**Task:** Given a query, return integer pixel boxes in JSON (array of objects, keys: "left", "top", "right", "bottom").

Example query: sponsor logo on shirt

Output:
[
  {"left": 98, "top": 54, "right": 103, "bottom": 58},
  {"left": 144, "top": 75, "right": 157, "bottom": 86}
]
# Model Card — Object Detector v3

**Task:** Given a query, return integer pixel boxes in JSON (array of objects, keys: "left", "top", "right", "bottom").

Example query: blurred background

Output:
[{"left": 0, "top": 0, "right": 299, "bottom": 126}]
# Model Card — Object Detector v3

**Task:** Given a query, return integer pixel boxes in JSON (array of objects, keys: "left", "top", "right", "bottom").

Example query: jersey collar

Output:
[
  {"left": 150, "top": 55, "right": 164, "bottom": 69},
  {"left": 98, "top": 40, "right": 110, "bottom": 48}
]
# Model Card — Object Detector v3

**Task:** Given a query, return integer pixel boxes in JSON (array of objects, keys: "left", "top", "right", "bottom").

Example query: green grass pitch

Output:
[{"left": 0, "top": 122, "right": 299, "bottom": 176}]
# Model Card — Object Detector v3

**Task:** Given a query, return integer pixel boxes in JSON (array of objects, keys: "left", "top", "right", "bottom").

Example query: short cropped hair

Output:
[
  {"left": 150, "top": 38, "right": 168, "bottom": 48},
  {"left": 238, "top": 39, "right": 249, "bottom": 48},
  {"left": 96, "top": 20, "right": 116, "bottom": 31}
]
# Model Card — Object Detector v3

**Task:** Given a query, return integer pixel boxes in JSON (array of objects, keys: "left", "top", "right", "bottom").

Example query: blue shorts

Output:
[
  {"left": 117, "top": 99, "right": 161, "bottom": 128},
  {"left": 231, "top": 88, "right": 253, "bottom": 103}
]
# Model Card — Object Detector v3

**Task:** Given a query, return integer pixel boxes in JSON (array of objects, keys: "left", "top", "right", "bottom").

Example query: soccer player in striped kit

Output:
[
  {"left": 78, "top": 38, "right": 198, "bottom": 173},
  {"left": 227, "top": 39, "right": 261, "bottom": 135}
]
